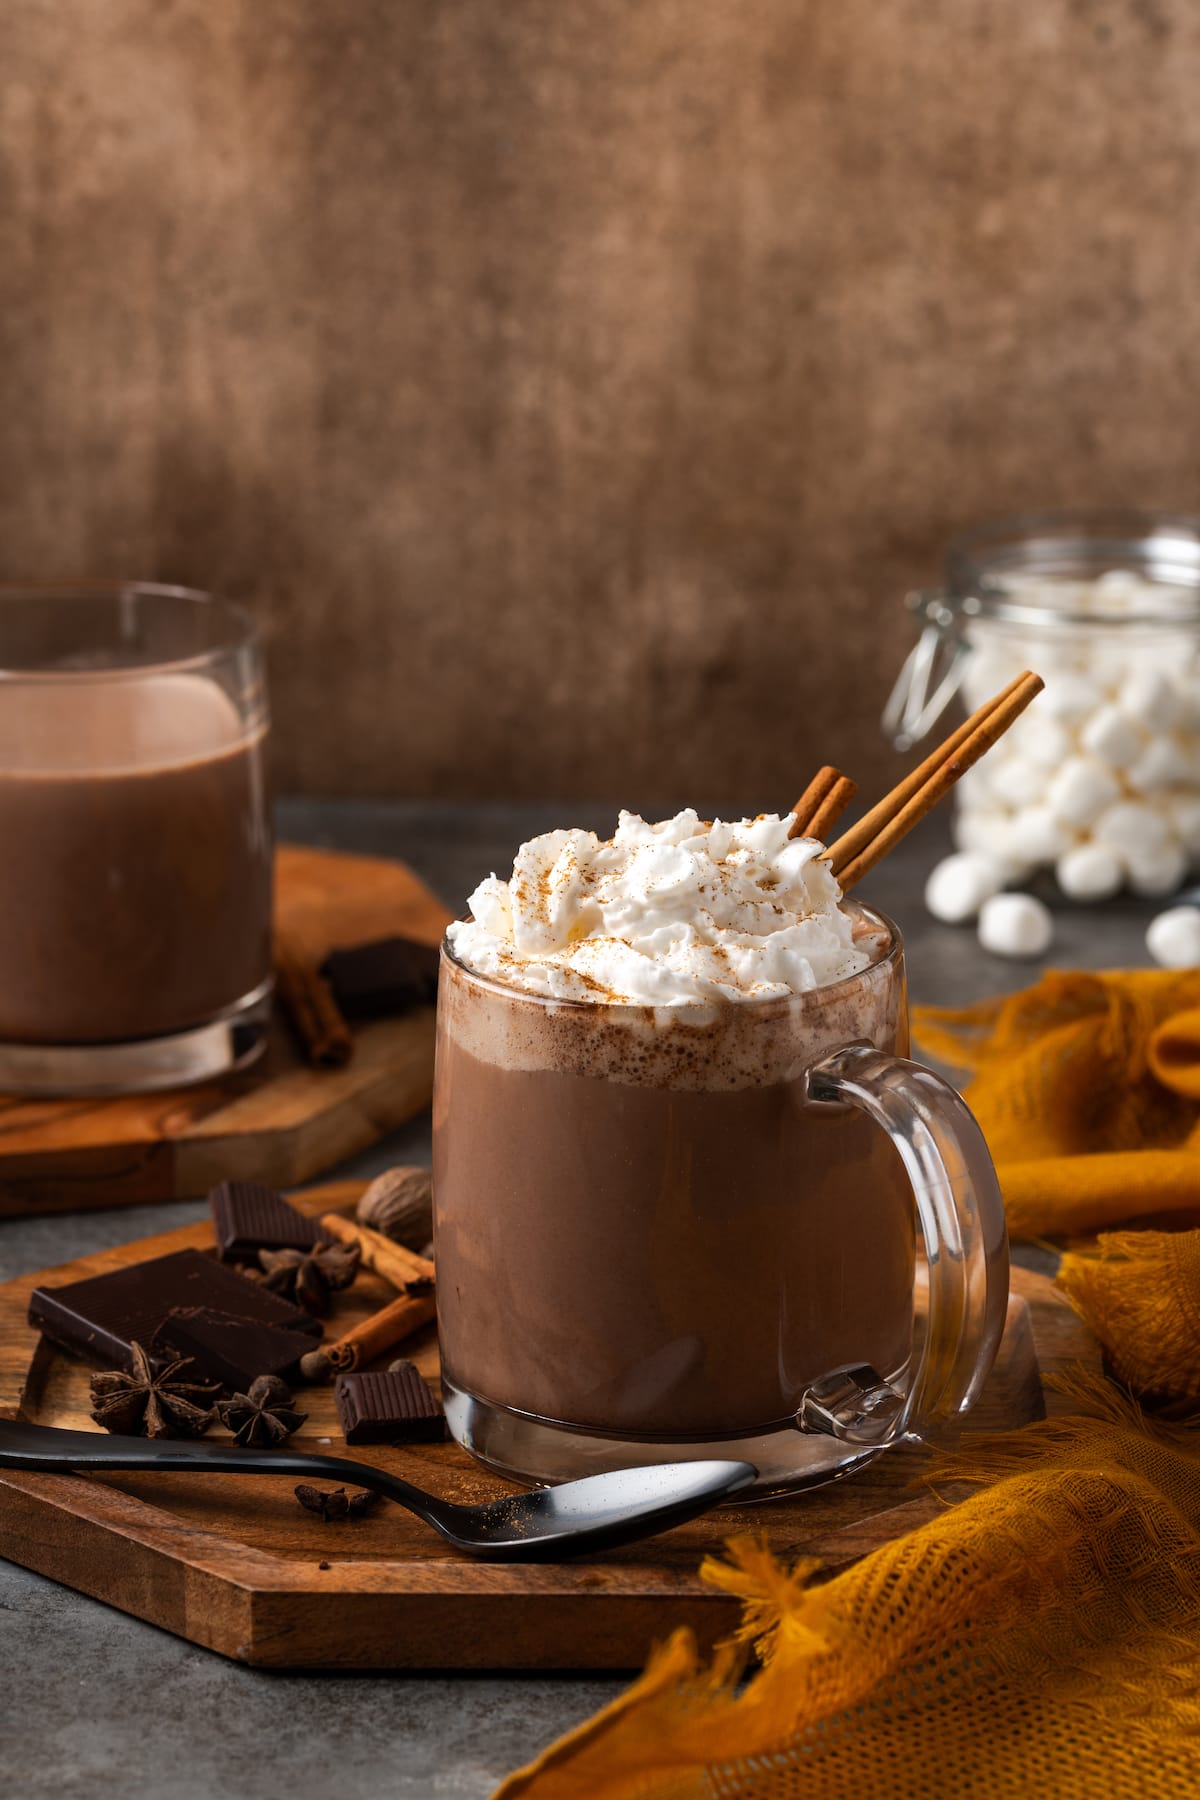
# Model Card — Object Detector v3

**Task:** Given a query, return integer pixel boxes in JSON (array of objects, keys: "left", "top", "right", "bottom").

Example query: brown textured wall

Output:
[{"left": 3, "top": 2, "right": 1200, "bottom": 807}]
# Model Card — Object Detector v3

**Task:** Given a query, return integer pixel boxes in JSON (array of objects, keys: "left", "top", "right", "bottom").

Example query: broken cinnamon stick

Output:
[
  {"left": 275, "top": 926, "right": 354, "bottom": 1069},
  {"left": 298, "top": 1290, "right": 437, "bottom": 1382},
  {"left": 317, "top": 1213, "right": 435, "bottom": 1292}
]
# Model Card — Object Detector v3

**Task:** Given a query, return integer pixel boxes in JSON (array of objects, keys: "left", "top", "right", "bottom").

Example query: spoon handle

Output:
[{"left": 0, "top": 1419, "right": 447, "bottom": 1533}]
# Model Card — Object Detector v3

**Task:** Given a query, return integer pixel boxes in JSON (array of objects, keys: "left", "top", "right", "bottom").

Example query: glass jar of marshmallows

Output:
[{"left": 885, "top": 512, "right": 1200, "bottom": 902}]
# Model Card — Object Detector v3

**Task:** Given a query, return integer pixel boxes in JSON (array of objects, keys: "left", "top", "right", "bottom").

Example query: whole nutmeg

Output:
[{"left": 356, "top": 1165, "right": 434, "bottom": 1250}]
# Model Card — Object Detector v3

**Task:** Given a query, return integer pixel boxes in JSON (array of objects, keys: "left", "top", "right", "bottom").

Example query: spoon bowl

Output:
[{"left": 0, "top": 1418, "right": 757, "bottom": 1560}]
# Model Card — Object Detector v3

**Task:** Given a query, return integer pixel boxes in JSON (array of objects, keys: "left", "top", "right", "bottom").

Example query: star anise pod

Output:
[
  {"left": 217, "top": 1374, "right": 307, "bottom": 1447},
  {"left": 257, "top": 1240, "right": 361, "bottom": 1316},
  {"left": 89, "top": 1342, "right": 219, "bottom": 1439},
  {"left": 294, "top": 1482, "right": 381, "bottom": 1522}
]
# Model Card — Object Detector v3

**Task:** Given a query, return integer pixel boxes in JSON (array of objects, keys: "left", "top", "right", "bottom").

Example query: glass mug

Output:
[
  {"left": 432, "top": 903, "right": 1008, "bottom": 1494},
  {"left": 0, "top": 583, "right": 272, "bottom": 1096}
]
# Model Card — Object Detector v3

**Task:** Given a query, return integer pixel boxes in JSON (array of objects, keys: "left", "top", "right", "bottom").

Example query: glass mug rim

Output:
[
  {"left": 438, "top": 896, "right": 903, "bottom": 1017},
  {"left": 0, "top": 581, "right": 260, "bottom": 683}
]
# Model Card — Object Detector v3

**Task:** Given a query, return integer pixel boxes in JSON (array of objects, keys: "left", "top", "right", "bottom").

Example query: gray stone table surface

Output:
[{"left": 0, "top": 800, "right": 1169, "bottom": 1800}]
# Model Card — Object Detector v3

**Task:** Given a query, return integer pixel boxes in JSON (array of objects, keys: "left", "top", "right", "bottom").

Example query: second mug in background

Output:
[{"left": 0, "top": 583, "right": 272, "bottom": 1096}]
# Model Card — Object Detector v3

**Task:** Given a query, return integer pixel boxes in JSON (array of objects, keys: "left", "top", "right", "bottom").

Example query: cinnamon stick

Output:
[
  {"left": 317, "top": 1212, "right": 435, "bottom": 1291},
  {"left": 828, "top": 670, "right": 1044, "bottom": 891},
  {"left": 298, "top": 1291, "right": 437, "bottom": 1382},
  {"left": 275, "top": 926, "right": 354, "bottom": 1069},
  {"left": 788, "top": 766, "right": 857, "bottom": 841}
]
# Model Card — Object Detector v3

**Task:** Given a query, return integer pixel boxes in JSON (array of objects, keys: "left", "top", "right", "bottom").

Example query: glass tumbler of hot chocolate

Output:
[
  {"left": 0, "top": 584, "right": 271, "bottom": 1095},
  {"left": 434, "top": 673, "right": 1041, "bottom": 1496}
]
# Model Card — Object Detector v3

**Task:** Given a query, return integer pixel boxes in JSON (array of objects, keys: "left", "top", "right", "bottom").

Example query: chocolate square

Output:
[
  {"left": 209, "top": 1180, "right": 324, "bottom": 1264},
  {"left": 153, "top": 1307, "right": 315, "bottom": 1392},
  {"left": 28, "top": 1248, "right": 322, "bottom": 1373},
  {"left": 319, "top": 936, "right": 440, "bottom": 1020},
  {"left": 335, "top": 1367, "right": 445, "bottom": 1444}
]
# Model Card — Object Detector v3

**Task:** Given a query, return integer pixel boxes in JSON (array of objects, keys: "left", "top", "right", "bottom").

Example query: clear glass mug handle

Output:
[{"left": 798, "top": 1044, "right": 1009, "bottom": 1447}]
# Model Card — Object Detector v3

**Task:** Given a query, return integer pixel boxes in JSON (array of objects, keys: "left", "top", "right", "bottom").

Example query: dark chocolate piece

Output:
[
  {"left": 29, "top": 1248, "right": 322, "bottom": 1374},
  {"left": 319, "top": 936, "right": 440, "bottom": 1020},
  {"left": 209, "top": 1179, "right": 324, "bottom": 1264},
  {"left": 335, "top": 1367, "right": 446, "bottom": 1445},
  {"left": 152, "top": 1307, "right": 316, "bottom": 1392}
]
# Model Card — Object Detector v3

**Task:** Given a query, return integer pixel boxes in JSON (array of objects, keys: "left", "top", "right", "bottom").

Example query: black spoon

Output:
[{"left": 0, "top": 1418, "right": 756, "bottom": 1561}]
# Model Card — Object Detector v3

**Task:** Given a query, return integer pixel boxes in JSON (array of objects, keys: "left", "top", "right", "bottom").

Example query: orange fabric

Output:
[
  {"left": 1059, "top": 1228, "right": 1200, "bottom": 1402},
  {"left": 911, "top": 969, "right": 1200, "bottom": 1239},
  {"left": 496, "top": 1377, "right": 1200, "bottom": 1798}
]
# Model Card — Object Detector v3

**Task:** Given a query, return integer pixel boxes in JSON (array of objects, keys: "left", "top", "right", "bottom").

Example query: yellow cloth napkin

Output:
[
  {"left": 911, "top": 969, "right": 1200, "bottom": 1239},
  {"left": 496, "top": 1375, "right": 1200, "bottom": 1799}
]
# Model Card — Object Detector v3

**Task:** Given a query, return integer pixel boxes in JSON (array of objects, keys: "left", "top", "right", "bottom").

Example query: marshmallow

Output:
[
  {"left": 1010, "top": 805, "right": 1074, "bottom": 864},
  {"left": 978, "top": 893, "right": 1054, "bottom": 960},
  {"left": 990, "top": 753, "right": 1049, "bottom": 809},
  {"left": 1128, "top": 841, "right": 1188, "bottom": 898},
  {"left": 1118, "top": 668, "right": 1180, "bottom": 731},
  {"left": 1169, "top": 797, "right": 1200, "bottom": 855},
  {"left": 1129, "top": 736, "right": 1190, "bottom": 793},
  {"left": 1055, "top": 843, "right": 1123, "bottom": 902},
  {"left": 1079, "top": 704, "right": 1144, "bottom": 770},
  {"left": 1095, "top": 569, "right": 1142, "bottom": 604},
  {"left": 1040, "top": 673, "right": 1103, "bottom": 723},
  {"left": 1046, "top": 757, "right": 1121, "bottom": 828},
  {"left": 1091, "top": 800, "right": 1172, "bottom": 863},
  {"left": 953, "top": 809, "right": 1013, "bottom": 858},
  {"left": 1015, "top": 713, "right": 1072, "bottom": 770},
  {"left": 1146, "top": 905, "right": 1200, "bottom": 969},
  {"left": 951, "top": 575, "right": 1200, "bottom": 901},
  {"left": 924, "top": 853, "right": 1010, "bottom": 925}
]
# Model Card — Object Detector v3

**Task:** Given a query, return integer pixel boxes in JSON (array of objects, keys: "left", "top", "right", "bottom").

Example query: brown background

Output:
[{"left": 3, "top": 1, "right": 1199, "bottom": 808}]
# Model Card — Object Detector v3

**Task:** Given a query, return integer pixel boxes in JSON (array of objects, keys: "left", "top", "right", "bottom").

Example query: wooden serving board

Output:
[
  {"left": 0, "top": 1186, "right": 1099, "bottom": 1670},
  {"left": 0, "top": 846, "right": 451, "bottom": 1217}
]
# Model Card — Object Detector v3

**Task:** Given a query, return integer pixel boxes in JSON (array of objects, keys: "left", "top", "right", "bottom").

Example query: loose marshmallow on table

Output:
[
  {"left": 1146, "top": 905, "right": 1200, "bottom": 969},
  {"left": 924, "top": 853, "right": 1010, "bottom": 924},
  {"left": 977, "top": 893, "right": 1054, "bottom": 959}
]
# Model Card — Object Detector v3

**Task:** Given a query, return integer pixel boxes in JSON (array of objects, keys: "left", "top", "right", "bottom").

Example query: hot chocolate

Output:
[
  {"left": 0, "top": 674, "right": 271, "bottom": 1044},
  {"left": 433, "top": 812, "right": 916, "bottom": 1453}
]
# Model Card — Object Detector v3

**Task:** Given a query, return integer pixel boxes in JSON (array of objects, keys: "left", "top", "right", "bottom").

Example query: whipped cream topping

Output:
[{"left": 446, "top": 810, "right": 871, "bottom": 1005}]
